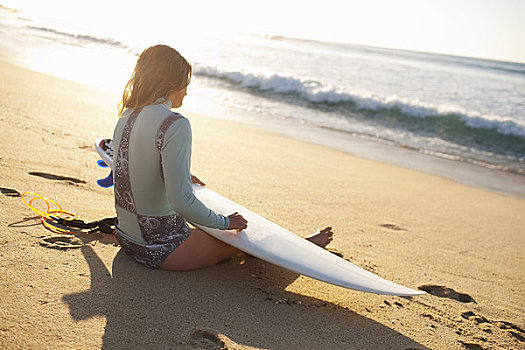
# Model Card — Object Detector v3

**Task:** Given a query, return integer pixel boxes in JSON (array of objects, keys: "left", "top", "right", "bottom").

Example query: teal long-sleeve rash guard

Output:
[{"left": 112, "top": 99, "right": 229, "bottom": 245}]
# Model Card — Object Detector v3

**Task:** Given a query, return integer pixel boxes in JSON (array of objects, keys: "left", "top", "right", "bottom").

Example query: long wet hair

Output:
[{"left": 118, "top": 45, "right": 192, "bottom": 116}]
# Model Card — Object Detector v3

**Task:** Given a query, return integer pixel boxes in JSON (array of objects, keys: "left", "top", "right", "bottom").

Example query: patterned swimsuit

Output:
[{"left": 114, "top": 108, "right": 191, "bottom": 268}]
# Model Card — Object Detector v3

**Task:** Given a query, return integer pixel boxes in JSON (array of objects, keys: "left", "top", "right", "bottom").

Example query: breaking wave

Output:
[{"left": 194, "top": 64, "right": 525, "bottom": 139}]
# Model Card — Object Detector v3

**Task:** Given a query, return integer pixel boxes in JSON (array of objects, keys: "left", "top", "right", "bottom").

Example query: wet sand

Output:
[{"left": 1, "top": 61, "right": 524, "bottom": 349}]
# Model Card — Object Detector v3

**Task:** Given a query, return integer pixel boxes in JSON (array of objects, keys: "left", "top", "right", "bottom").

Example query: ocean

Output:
[{"left": 1, "top": 4, "right": 524, "bottom": 196}]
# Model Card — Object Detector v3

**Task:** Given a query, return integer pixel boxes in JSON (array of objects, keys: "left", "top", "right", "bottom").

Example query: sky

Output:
[{"left": 4, "top": 0, "right": 525, "bottom": 63}]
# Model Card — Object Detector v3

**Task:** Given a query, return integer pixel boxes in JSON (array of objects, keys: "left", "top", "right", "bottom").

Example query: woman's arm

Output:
[{"left": 161, "top": 118, "right": 230, "bottom": 229}]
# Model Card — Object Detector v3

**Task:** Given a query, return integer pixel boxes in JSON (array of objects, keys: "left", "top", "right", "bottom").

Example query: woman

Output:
[{"left": 113, "top": 44, "right": 332, "bottom": 271}]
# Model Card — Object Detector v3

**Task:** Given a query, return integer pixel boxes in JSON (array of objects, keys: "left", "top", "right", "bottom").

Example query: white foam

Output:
[{"left": 194, "top": 64, "right": 525, "bottom": 139}]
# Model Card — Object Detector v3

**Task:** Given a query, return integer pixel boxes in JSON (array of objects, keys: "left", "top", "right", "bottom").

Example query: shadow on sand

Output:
[{"left": 63, "top": 246, "right": 428, "bottom": 349}]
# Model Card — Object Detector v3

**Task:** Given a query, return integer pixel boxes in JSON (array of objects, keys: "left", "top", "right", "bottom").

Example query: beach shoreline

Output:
[{"left": 1, "top": 61, "right": 524, "bottom": 349}]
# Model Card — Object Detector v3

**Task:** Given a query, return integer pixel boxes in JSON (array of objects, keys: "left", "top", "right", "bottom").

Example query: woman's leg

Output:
[
  {"left": 160, "top": 226, "right": 334, "bottom": 271},
  {"left": 160, "top": 228, "right": 241, "bottom": 271}
]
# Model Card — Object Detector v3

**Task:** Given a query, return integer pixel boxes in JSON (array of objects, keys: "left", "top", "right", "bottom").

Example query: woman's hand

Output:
[
  {"left": 191, "top": 175, "right": 206, "bottom": 186},
  {"left": 227, "top": 212, "right": 248, "bottom": 232}
]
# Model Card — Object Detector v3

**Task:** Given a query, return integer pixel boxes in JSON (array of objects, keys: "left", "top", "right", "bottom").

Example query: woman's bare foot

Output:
[{"left": 305, "top": 227, "right": 333, "bottom": 248}]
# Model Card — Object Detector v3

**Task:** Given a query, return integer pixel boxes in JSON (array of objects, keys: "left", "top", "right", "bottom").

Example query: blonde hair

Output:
[{"left": 118, "top": 45, "right": 192, "bottom": 116}]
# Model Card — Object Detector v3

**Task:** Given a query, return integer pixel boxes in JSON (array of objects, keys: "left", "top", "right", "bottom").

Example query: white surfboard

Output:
[{"left": 95, "top": 138, "right": 424, "bottom": 296}]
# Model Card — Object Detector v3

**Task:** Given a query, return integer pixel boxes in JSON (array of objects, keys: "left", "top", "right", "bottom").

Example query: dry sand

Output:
[{"left": 1, "top": 61, "right": 524, "bottom": 349}]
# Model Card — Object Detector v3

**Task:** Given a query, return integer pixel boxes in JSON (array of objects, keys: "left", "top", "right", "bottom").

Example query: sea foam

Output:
[{"left": 194, "top": 65, "right": 525, "bottom": 139}]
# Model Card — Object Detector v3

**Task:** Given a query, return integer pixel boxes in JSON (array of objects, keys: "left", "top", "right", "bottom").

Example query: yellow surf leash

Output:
[
  {"left": 20, "top": 192, "right": 115, "bottom": 234},
  {"left": 21, "top": 191, "right": 78, "bottom": 234}
]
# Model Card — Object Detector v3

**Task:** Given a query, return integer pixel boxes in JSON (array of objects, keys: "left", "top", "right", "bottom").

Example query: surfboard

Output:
[{"left": 95, "top": 138, "right": 424, "bottom": 296}]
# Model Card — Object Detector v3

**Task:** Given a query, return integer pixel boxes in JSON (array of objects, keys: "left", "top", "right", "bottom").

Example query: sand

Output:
[{"left": 1, "top": 60, "right": 524, "bottom": 350}]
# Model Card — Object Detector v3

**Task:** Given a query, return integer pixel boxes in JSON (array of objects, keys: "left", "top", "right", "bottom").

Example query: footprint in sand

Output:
[
  {"left": 40, "top": 236, "right": 84, "bottom": 250},
  {"left": 461, "top": 311, "right": 525, "bottom": 343},
  {"left": 498, "top": 321, "right": 525, "bottom": 342},
  {"left": 0, "top": 187, "right": 20, "bottom": 197},
  {"left": 458, "top": 341, "right": 485, "bottom": 350},
  {"left": 28, "top": 171, "right": 86, "bottom": 184},
  {"left": 380, "top": 223, "right": 407, "bottom": 231},
  {"left": 188, "top": 329, "right": 226, "bottom": 350},
  {"left": 187, "top": 329, "right": 251, "bottom": 350},
  {"left": 461, "top": 311, "right": 490, "bottom": 324},
  {"left": 418, "top": 284, "right": 475, "bottom": 303}
]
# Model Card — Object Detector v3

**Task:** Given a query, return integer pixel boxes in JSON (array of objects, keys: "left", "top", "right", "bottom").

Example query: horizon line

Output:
[{"left": 254, "top": 32, "right": 525, "bottom": 66}]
